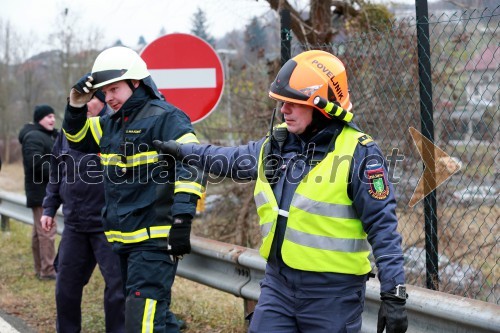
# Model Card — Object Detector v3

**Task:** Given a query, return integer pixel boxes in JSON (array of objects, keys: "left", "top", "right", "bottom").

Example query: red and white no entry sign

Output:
[{"left": 140, "top": 33, "right": 224, "bottom": 123}]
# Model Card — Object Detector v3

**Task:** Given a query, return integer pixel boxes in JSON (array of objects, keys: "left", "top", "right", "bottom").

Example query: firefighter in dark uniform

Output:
[
  {"left": 155, "top": 50, "right": 408, "bottom": 333},
  {"left": 63, "top": 46, "right": 205, "bottom": 333}
]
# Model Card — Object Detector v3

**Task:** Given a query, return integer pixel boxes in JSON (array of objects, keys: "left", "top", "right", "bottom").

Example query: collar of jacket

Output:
[
  {"left": 295, "top": 120, "right": 345, "bottom": 154},
  {"left": 98, "top": 104, "right": 113, "bottom": 117}
]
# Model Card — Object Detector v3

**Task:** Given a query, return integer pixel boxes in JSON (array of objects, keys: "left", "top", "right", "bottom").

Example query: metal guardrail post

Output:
[
  {"left": 0, "top": 195, "right": 10, "bottom": 232},
  {"left": 237, "top": 249, "right": 265, "bottom": 319},
  {"left": 1, "top": 214, "right": 9, "bottom": 232},
  {"left": 0, "top": 191, "right": 64, "bottom": 234}
]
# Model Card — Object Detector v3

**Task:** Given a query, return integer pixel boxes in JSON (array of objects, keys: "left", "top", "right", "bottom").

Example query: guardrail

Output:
[{"left": 1, "top": 190, "right": 498, "bottom": 332}]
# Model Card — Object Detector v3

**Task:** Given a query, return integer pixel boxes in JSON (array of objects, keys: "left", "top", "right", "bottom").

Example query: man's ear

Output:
[{"left": 132, "top": 79, "right": 140, "bottom": 88}]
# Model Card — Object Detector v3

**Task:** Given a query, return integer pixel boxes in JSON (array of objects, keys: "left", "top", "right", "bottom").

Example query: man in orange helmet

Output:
[{"left": 155, "top": 50, "right": 408, "bottom": 333}]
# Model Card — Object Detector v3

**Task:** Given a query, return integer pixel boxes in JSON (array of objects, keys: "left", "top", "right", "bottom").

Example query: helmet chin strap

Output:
[
  {"left": 300, "top": 109, "right": 331, "bottom": 140},
  {"left": 126, "top": 79, "right": 137, "bottom": 92}
]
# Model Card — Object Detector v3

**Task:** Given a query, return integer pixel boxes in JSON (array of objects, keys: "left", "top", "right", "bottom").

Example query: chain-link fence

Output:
[{"left": 287, "top": 6, "right": 498, "bottom": 303}]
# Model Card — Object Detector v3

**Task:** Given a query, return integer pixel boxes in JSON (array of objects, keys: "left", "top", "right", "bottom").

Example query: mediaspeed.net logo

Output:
[{"left": 31, "top": 127, "right": 461, "bottom": 207}]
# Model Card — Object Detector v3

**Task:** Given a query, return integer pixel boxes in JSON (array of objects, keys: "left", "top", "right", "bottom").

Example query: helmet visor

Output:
[
  {"left": 92, "top": 69, "right": 127, "bottom": 87},
  {"left": 270, "top": 60, "right": 309, "bottom": 102}
]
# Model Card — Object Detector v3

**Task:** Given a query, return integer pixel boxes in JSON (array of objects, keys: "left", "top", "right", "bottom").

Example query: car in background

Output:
[{"left": 452, "top": 185, "right": 498, "bottom": 204}]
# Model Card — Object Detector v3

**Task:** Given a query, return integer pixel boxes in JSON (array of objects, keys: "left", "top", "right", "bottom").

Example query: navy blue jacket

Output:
[
  {"left": 63, "top": 84, "right": 204, "bottom": 253},
  {"left": 180, "top": 120, "right": 405, "bottom": 295},
  {"left": 42, "top": 108, "right": 111, "bottom": 232}
]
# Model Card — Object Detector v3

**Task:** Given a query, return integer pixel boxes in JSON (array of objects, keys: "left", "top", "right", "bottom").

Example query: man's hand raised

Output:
[{"left": 69, "top": 72, "right": 95, "bottom": 108}]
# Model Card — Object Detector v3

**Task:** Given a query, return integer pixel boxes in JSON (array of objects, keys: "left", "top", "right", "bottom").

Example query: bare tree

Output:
[
  {"left": 0, "top": 20, "right": 14, "bottom": 163},
  {"left": 0, "top": 6, "right": 105, "bottom": 164},
  {"left": 265, "top": 0, "right": 374, "bottom": 45},
  {"left": 48, "top": 7, "right": 104, "bottom": 106},
  {"left": 0, "top": 20, "right": 29, "bottom": 164}
]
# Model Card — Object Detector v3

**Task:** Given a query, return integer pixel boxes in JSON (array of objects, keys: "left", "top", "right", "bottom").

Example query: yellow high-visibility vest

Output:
[{"left": 254, "top": 126, "right": 372, "bottom": 275}]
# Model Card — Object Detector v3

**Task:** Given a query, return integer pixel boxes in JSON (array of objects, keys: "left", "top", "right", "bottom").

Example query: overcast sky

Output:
[
  {"left": 1, "top": 0, "right": 288, "bottom": 53},
  {"left": 1, "top": 0, "right": 419, "bottom": 56}
]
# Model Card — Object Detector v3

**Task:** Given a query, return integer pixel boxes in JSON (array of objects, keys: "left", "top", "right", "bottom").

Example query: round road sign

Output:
[{"left": 140, "top": 33, "right": 224, "bottom": 123}]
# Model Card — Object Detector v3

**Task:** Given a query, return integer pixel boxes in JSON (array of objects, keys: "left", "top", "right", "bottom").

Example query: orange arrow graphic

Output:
[{"left": 408, "top": 127, "right": 462, "bottom": 207}]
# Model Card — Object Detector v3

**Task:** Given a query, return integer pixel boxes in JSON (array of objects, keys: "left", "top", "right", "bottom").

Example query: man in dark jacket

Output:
[
  {"left": 63, "top": 46, "right": 205, "bottom": 332},
  {"left": 18, "top": 104, "right": 58, "bottom": 280},
  {"left": 41, "top": 92, "right": 125, "bottom": 333}
]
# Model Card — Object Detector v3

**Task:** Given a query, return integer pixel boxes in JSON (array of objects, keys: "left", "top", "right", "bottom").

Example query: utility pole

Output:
[{"left": 217, "top": 49, "right": 237, "bottom": 145}]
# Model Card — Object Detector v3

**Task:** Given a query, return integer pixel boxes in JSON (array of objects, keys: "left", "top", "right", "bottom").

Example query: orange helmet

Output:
[{"left": 269, "top": 50, "right": 352, "bottom": 118}]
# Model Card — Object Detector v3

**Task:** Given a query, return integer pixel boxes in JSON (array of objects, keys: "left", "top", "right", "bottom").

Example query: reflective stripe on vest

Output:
[
  {"left": 64, "top": 121, "right": 90, "bottom": 143},
  {"left": 105, "top": 226, "right": 171, "bottom": 243},
  {"left": 174, "top": 181, "right": 204, "bottom": 197},
  {"left": 89, "top": 117, "right": 103, "bottom": 144},
  {"left": 291, "top": 193, "right": 357, "bottom": 219},
  {"left": 176, "top": 132, "right": 200, "bottom": 144},
  {"left": 142, "top": 298, "right": 157, "bottom": 333},
  {"left": 254, "top": 126, "right": 372, "bottom": 275},
  {"left": 99, "top": 131, "right": 200, "bottom": 169},
  {"left": 100, "top": 151, "right": 159, "bottom": 168},
  {"left": 64, "top": 117, "right": 103, "bottom": 145}
]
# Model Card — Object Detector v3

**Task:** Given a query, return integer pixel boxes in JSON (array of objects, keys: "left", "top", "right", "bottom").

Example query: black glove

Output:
[
  {"left": 377, "top": 293, "right": 408, "bottom": 333},
  {"left": 168, "top": 216, "right": 192, "bottom": 256},
  {"left": 153, "top": 140, "right": 181, "bottom": 159},
  {"left": 69, "top": 72, "right": 95, "bottom": 108}
]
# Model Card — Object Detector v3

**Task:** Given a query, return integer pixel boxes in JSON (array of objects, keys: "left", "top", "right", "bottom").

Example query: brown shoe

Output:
[{"left": 39, "top": 274, "right": 56, "bottom": 281}]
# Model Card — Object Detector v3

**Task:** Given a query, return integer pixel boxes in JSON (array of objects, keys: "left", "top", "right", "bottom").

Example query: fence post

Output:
[
  {"left": 280, "top": 9, "right": 291, "bottom": 66},
  {"left": 415, "top": 0, "right": 439, "bottom": 290}
]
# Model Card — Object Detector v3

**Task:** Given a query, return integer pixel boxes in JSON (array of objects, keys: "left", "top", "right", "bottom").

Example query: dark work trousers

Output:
[
  {"left": 248, "top": 265, "right": 366, "bottom": 333},
  {"left": 55, "top": 228, "right": 125, "bottom": 333},
  {"left": 120, "top": 250, "right": 179, "bottom": 333}
]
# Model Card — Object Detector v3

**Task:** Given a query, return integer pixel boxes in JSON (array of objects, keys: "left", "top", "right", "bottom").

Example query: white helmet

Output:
[{"left": 91, "top": 46, "right": 150, "bottom": 88}]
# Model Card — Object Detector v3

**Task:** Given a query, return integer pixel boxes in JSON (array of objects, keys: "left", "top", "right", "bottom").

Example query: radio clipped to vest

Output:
[
  {"left": 263, "top": 107, "right": 288, "bottom": 184},
  {"left": 263, "top": 126, "right": 287, "bottom": 184}
]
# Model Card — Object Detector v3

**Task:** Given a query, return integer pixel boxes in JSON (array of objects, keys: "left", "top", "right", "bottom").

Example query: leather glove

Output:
[
  {"left": 152, "top": 140, "right": 181, "bottom": 159},
  {"left": 377, "top": 293, "right": 408, "bottom": 333},
  {"left": 168, "top": 216, "right": 192, "bottom": 256},
  {"left": 69, "top": 72, "right": 95, "bottom": 108}
]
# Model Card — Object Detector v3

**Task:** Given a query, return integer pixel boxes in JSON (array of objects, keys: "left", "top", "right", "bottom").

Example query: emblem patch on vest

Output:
[{"left": 367, "top": 167, "right": 389, "bottom": 200}]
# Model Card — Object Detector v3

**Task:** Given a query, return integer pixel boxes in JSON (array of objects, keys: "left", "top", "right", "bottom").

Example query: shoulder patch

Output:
[
  {"left": 366, "top": 166, "right": 390, "bottom": 200},
  {"left": 358, "top": 134, "right": 374, "bottom": 146}
]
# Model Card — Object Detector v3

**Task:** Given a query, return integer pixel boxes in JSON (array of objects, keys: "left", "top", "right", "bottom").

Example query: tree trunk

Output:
[{"left": 2, "top": 132, "right": 11, "bottom": 164}]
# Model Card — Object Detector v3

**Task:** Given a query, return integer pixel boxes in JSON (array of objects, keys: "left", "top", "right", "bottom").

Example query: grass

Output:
[
  {"left": 0, "top": 221, "right": 247, "bottom": 333},
  {"left": 0, "top": 162, "right": 246, "bottom": 333}
]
